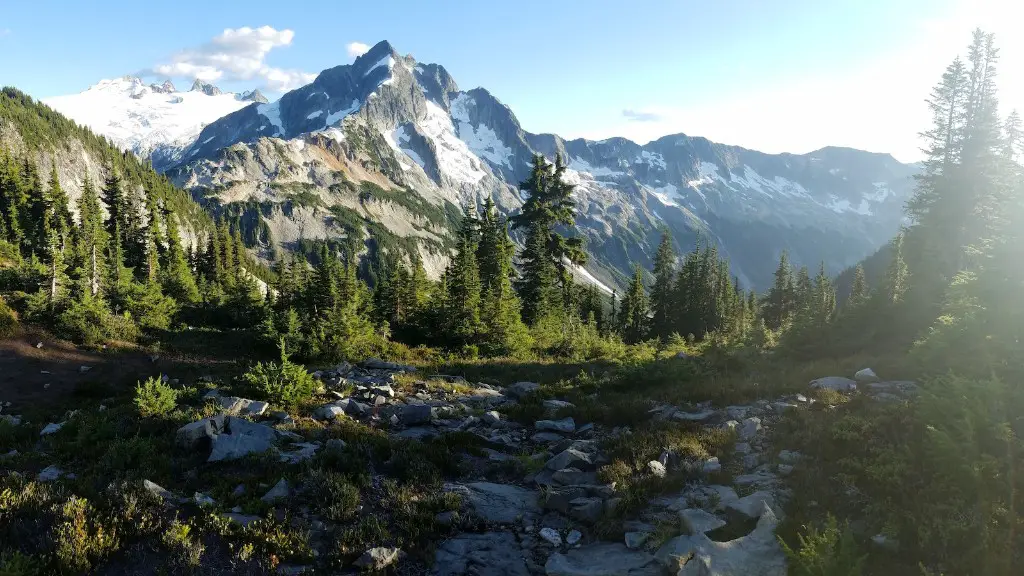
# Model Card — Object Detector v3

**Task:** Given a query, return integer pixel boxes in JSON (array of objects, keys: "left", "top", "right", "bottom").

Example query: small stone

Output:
[
  {"left": 315, "top": 404, "right": 346, "bottom": 420},
  {"left": 539, "top": 527, "right": 563, "bottom": 546},
  {"left": 221, "top": 513, "right": 261, "bottom": 527},
  {"left": 481, "top": 411, "right": 501, "bottom": 425},
  {"left": 739, "top": 417, "right": 762, "bottom": 440},
  {"left": 326, "top": 438, "right": 347, "bottom": 452},
  {"left": 545, "top": 448, "right": 594, "bottom": 471},
  {"left": 40, "top": 422, "right": 65, "bottom": 436},
  {"left": 43, "top": 383, "right": 50, "bottom": 389},
  {"left": 778, "top": 450, "right": 803, "bottom": 464},
  {"left": 702, "top": 457, "right": 722, "bottom": 474},
  {"left": 624, "top": 531, "right": 649, "bottom": 549},
  {"left": 37, "top": 465, "right": 63, "bottom": 482},
  {"left": 543, "top": 399, "right": 576, "bottom": 411},
  {"left": 0, "top": 414, "right": 21, "bottom": 426},
  {"left": 778, "top": 464, "right": 794, "bottom": 475},
  {"left": 36, "top": 342, "right": 43, "bottom": 349},
  {"left": 79, "top": 365, "right": 92, "bottom": 374},
  {"left": 810, "top": 376, "right": 857, "bottom": 392},
  {"left": 232, "top": 484, "right": 246, "bottom": 497},
  {"left": 143, "top": 479, "right": 176, "bottom": 501},
  {"left": 855, "top": 368, "right": 880, "bottom": 383},
  {"left": 647, "top": 460, "right": 666, "bottom": 478},
  {"left": 353, "top": 546, "right": 400, "bottom": 571},
  {"left": 261, "top": 478, "right": 290, "bottom": 502},
  {"left": 193, "top": 492, "right": 216, "bottom": 507},
  {"left": 566, "top": 529, "right": 582, "bottom": 546},
  {"left": 505, "top": 381, "right": 540, "bottom": 399},
  {"left": 536, "top": 417, "right": 575, "bottom": 434},
  {"left": 402, "top": 403, "right": 433, "bottom": 425}
]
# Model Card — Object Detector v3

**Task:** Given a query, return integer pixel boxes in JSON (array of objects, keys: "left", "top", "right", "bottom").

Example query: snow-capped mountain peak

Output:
[{"left": 45, "top": 77, "right": 260, "bottom": 171}]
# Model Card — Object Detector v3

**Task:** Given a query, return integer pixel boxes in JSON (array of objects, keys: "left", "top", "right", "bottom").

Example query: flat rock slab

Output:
[
  {"left": 207, "top": 417, "right": 281, "bottom": 462},
  {"left": 680, "top": 508, "right": 727, "bottom": 535},
  {"left": 673, "top": 410, "right": 716, "bottom": 422},
  {"left": 809, "top": 376, "right": 857, "bottom": 392},
  {"left": 219, "top": 396, "right": 269, "bottom": 416},
  {"left": 432, "top": 532, "right": 530, "bottom": 576},
  {"left": 545, "top": 543, "right": 663, "bottom": 576},
  {"left": 444, "top": 482, "right": 540, "bottom": 525},
  {"left": 675, "top": 506, "right": 787, "bottom": 576},
  {"left": 536, "top": 417, "right": 576, "bottom": 433}
]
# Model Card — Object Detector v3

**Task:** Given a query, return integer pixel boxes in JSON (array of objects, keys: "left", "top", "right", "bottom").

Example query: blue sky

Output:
[{"left": 2, "top": 0, "right": 1020, "bottom": 161}]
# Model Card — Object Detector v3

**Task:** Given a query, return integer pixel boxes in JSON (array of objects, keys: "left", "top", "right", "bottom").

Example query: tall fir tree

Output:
[
  {"left": 620, "top": 265, "right": 648, "bottom": 343},
  {"left": 650, "top": 231, "right": 677, "bottom": 340}
]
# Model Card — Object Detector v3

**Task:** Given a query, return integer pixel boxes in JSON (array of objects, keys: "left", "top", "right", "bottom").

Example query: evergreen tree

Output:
[
  {"left": 763, "top": 251, "right": 794, "bottom": 329},
  {"left": 442, "top": 207, "right": 483, "bottom": 346},
  {"left": 75, "top": 179, "right": 107, "bottom": 298},
  {"left": 160, "top": 205, "right": 199, "bottom": 302},
  {"left": 511, "top": 154, "right": 585, "bottom": 324},
  {"left": 884, "top": 232, "right": 909, "bottom": 305},
  {"left": 847, "top": 264, "right": 869, "bottom": 308},
  {"left": 620, "top": 265, "right": 648, "bottom": 343},
  {"left": 650, "top": 231, "right": 677, "bottom": 340}
]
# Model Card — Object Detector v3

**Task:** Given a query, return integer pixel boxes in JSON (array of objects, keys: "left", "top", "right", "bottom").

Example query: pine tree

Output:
[
  {"left": 160, "top": 205, "right": 199, "bottom": 302},
  {"left": 75, "top": 179, "right": 107, "bottom": 298},
  {"left": 884, "top": 232, "right": 909, "bottom": 305},
  {"left": 763, "top": 251, "right": 794, "bottom": 329},
  {"left": 143, "top": 195, "right": 161, "bottom": 283},
  {"left": 45, "top": 167, "right": 72, "bottom": 256},
  {"left": 443, "top": 207, "right": 483, "bottom": 346},
  {"left": 650, "top": 231, "right": 677, "bottom": 340},
  {"left": 512, "top": 154, "right": 586, "bottom": 324},
  {"left": 620, "top": 265, "right": 648, "bottom": 343},
  {"left": 847, "top": 264, "right": 868, "bottom": 308}
]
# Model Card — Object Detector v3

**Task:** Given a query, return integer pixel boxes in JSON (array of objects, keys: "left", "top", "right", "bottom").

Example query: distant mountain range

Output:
[{"left": 44, "top": 40, "right": 919, "bottom": 290}]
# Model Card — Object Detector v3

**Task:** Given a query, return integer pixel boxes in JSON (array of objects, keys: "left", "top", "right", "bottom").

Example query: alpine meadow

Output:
[{"left": 0, "top": 7, "right": 1022, "bottom": 576}]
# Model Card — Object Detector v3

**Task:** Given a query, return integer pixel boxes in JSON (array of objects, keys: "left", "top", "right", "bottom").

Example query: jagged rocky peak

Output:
[
  {"left": 190, "top": 79, "right": 223, "bottom": 96},
  {"left": 150, "top": 80, "right": 177, "bottom": 94},
  {"left": 238, "top": 89, "right": 268, "bottom": 104}
]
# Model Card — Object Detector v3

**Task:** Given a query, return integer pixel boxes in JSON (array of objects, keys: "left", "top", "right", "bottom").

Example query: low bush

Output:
[
  {"left": 781, "top": 515, "right": 864, "bottom": 576},
  {"left": 243, "top": 340, "right": 316, "bottom": 405},
  {"left": 134, "top": 376, "right": 178, "bottom": 418}
]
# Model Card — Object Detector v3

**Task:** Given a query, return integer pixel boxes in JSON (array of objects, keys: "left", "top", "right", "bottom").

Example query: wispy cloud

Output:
[
  {"left": 346, "top": 41, "right": 370, "bottom": 59},
  {"left": 143, "top": 26, "right": 315, "bottom": 92},
  {"left": 622, "top": 108, "right": 665, "bottom": 122}
]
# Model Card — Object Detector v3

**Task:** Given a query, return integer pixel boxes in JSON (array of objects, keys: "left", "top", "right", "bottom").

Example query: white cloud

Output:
[
  {"left": 583, "top": 0, "right": 1023, "bottom": 163},
  {"left": 346, "top": 41, "right": 370, "bottom": 59},
  {"left": 146, "top": 26, "right": 315, "bottom": 92}
]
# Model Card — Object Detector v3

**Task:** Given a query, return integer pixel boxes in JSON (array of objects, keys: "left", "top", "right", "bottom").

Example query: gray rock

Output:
[
  {"left": 771, "top": 402, "right": 798, "bottom": 414},
  {"left": 625, "top": 531, "right": 650, "bottom": 550},
  {"left": 546, "top": 543, "right": 662, "bottom": 575},
  {"left": 403, "top": 403, "right": 434, "bottom": 425},
  {"left": 566, "top": 530, "right": 582, "bottom": 546},
  {"left": 221, "top": 513, "right": 261, "bottom": 527},
  {"left": 280, "top": 442, "right": 319, "bottom": 464},
  {"left": 532, "top": 432, "right": 565, "bottom": 443},
  {"left": 777, "top": 464, "right": 794, "bottom": 475},
  {"left": 777, "top": 450, "right": 803, "bottom": 464},
  {"left": 810, "top": 376, "right": 857, "bottom": 392},
  {"left": 505, "top": 381, "right": 540, "bottom": 399},
  {"left": 0, "top": 414, "right": 21, "bottom": 426},
  {"left": 536, "top": 417, "right": 576, "bottom": 434},
  {"left": 733, "top": 443, "right": 751, "bottom": 455},
  {"left": 143, "top": 479, "right": 177, "bottom": 501},
  {"left": 261, "top": 478, "right": 290, "bottom": 502},
  {"left": 37, "top": 465, "right": 63, "bottom": 482},
  {"left": 432, "top": 532, "right": 529, "bottom": 576},
  {"left": 314, "top": 404, "right": 346, "bottom": 420},
  {"left": 552, "top": 468, "right": 592, "bottom": 486},
  {"left": 676, "top": 505, "right": 787, "bottom": 576},
  {"left": 725, "top": 406, "right": 751, "bottom": 420},
  {"left": 539, "top": 527, "right": 563, "bottom": 546},
  {"left": 398, "top": 426, "right": 439, "bottom": 440},
  {"left": 568, "top": 497, "right": 604, "bottom": 523},
  {"left": 854, "top": 368, "right": 879, "bottom": 383},
  {"left": 545, "top": 448, "right": 594, "bottom": 471},
  {"left": 655, "top": 535, "right": 696, "bottom": 569},
  {"left": 207, "top": 418, "right": 280, "bottom": 462},
  {"left": 482, "top": 411, "right": 502, "bottom": 425},
  {"left": 354, "top": 546, "right": 400, "bottom": 571},
  {"left": 648, "top": 460, "right": 667, "bottom": 478},
  {"left": 326, "top": 438, "right": 347, "bottom": 452},
  {"left": 680, "top": 508, "right": 726, "bottom": 535},
  {"left": 176, "top": 415, "right": 225, "bottom": 449},
  {"left": 726, "top": 490, "right": 775, "bottom": 521},
  {"left": 1, "top": 449, "right": 18, "bottom": 459},
  {"left": 673, "top": 409, "right": 716, "bottom": 422},
  {"left": 720, "top": 420, "right": 739, "bottom": 432},
  {"left": 40, "top": 422, "right": 65, "bottom": 436},
  {"left": 702, "top": 457, "right": 722, "bottom": 474},
  {"left": 193, "top": 492, "right": 216, "bottom": 506},
  {"left": 543, "top": 486, "right": 589, "bottom": 514},
  {"left": 544, "top": 399, "right": 576, "bottom": 411},
  {"left": 219, "top": 396, "right": 269, "bottom": 416},
  {"left": 445, "top": 482, "right": 539, "bottom": 524},
  {"left": 739, "top": 417, "right": 762, "bottom": 440}
]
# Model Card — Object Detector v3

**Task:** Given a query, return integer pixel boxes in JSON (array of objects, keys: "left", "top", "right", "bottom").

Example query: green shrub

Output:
[
  {"left": 243, "top": 340, "right": 316, "bottom": 405},
  {"left": 0, "top": 551, "right": 42, "bottom": 576},
  {"left": 57, "top": 296, "right": 139, "bottom": 345},
  {"left": 781, "top": 515, "right": 864, "bottom": 576},
  {"left": 0, "top": 296, "right": 19, "bottom": 338},
  {"left": 134, "top": 376, "right": 178, "bottom": 418},
  {"left": 54, "top": 496, "right": 120, "bottom": 573}
]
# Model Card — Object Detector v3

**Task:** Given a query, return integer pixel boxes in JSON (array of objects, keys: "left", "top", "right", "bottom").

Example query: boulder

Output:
[
  {"left": 403, "top": 404, "right": 434, "bottom": 425},
  {"left": 809, "top": 376, "right": 857, "bottom": 392},
  {"left": 546, "top": 543, "right": 663, "bottom": 575},
  {"left": 854, "top": 368, "right": 879, "bottom": 383},
  {"left": 219, "top": 396, "right": 269, "bottom": 416},
  {"left": 676, "top": 505, "right": 787, "bottom": 576},
  {"left": 679, "top": 508, "right": 726, "bottom": 535},
  {"left": 444, "top": 482, "right": 539, "bottom": 524},
  {"left": 544, "top": 399, "right": 576, "bottom": 411},
  {"left": 543, "top": 486, "right": 589, "bottom": 514},
  {"left": 315, "top": 404, "right": 346, "bottom": 420},
  {"left": 261, "top": 478, "right": 290, "bottom": 502},
  {"left": 625, "top": 531, "right": 650, "bottom": 550},
  {"left": 725, "top": 490, "right": 775, "bottom": 521},
  {"left": 540, "top": 527, "right": 563, "bottom": 546},
  {"left": 143, "top": 479, "right": 177, "bottom": 502},
  {"left": 175, "top": 415, "right": 225, "bottom": 449},
  {"left": 566, "top": 530, "right": 583, "bottom": 546},
  {"left": 40, "top": 422, "right": 65, "bottom": 436},
  {"left": 674, "top": 410, "right": 717, "bottom": 422},
  {"left": 568, "top": 497, "right": 605, "bottom": 523},
  {"left": 37, "top": 465, "right": 63, "bottom": 482},
  {"left": 482, "top": 411, "right": 502, "bottom": 425},
  {"left": 545, "top": 448, "right": 594, "bottom": 471},
  {"left": 536, "top": 417, "right": 576, "bottom": 434},
  {"left": 648, "top": 460, "right": 667, "bottom": 478},
  {"left": 505, "top": 381, "right": 540, "bottom": 399},
  {"left": 739, "top": 417, "right": 762, "bottom": 440},
  {"left": 207, "top": 418, "right": 280, "bottom": 462},
  {"left": 354, "top": 546, "right": 400, "bottom": 571},
  {"left": 432, "top": 532, "right": 529, "bottom": 576},
  {"left": 702, "top": 457, "right": 722, "bottom": 474}
]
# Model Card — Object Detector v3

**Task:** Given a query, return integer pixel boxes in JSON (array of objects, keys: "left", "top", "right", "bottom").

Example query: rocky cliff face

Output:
[{"left": 59, "top": 41, "right": 920, "bottom": 290}]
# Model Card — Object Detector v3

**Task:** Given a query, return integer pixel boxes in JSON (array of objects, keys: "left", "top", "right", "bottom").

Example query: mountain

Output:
[
  {"left": 44, "top": 76, "right": 259, "bottom": 173},
  {"left": 0, "top": 87, "right": 210, "bottom": 249},
  {"left": 50, "top": 41, "right": 920, "bottom": 290}
]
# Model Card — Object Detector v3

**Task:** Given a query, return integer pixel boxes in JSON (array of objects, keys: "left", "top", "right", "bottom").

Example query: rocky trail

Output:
[{"left": 0, "top": 357, "right": 918, "bottom": 575}]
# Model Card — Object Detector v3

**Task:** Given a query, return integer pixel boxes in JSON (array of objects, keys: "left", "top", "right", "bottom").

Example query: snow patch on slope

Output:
[
  {"left": 418, "top": 100, "right": 488, "bottom": 185},
  {"left": 257, "top": 100, "right": 283, "bottom": 136},
  {"left": 569, "top": 157, "right": 625, "bottom": 178},
  {"left": 450, "top": 94, "right": 513, "bottom": 169}
]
